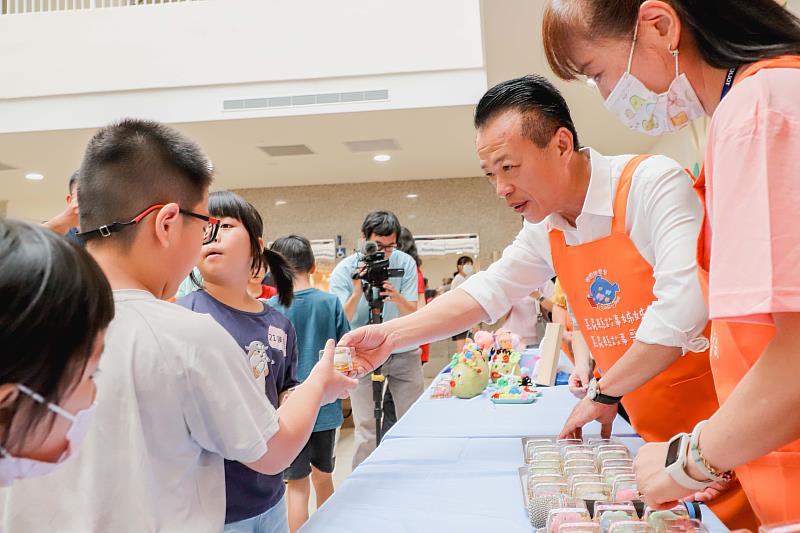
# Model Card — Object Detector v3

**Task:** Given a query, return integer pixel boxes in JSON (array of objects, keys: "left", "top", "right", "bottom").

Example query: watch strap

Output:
[
  {"left": 589, "top": 378, "right": 622, "bottom": 405},
  {"left": 665, "top": 433, "right": 712, "bottom": 490}
]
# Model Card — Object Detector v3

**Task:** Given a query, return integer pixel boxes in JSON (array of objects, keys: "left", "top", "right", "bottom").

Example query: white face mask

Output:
[
  {"left": 463, "top": 265, "right": 474, "bottom": 275},
  {"left": 604, "top": 22, "right": 705, "bottom": 136},
  {"left": 0, "top": 384, "right": 96, "bottom": 487}
]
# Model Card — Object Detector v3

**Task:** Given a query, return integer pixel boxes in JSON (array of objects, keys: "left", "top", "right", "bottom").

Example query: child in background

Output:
[
  {"left": 268, "top": 235, "right": 350, "bottom": 533},
  {"left": 177, "top": 191, "right": 301, "bottom": 533}
]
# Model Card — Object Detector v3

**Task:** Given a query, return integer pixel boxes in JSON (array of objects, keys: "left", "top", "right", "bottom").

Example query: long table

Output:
[
  {"left": 383, "top": 381, "right": 638, "bottom": 440},
  {"left": 301, "top": 376, "right": 728, "bottom": 532}
]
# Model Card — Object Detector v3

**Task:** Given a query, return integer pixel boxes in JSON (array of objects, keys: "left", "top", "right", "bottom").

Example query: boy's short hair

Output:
[
  {"left": 361, "top": 211, "right": 401, "bottom": 240},
  {"left": 78, "top": 118, "right": 213, "bottom": 247},
  {"left": 270, "top": 235, "right": 315, "bottom": 274},
  {"left": 68, "top": 170, "right": 79, "bottom": 195}
]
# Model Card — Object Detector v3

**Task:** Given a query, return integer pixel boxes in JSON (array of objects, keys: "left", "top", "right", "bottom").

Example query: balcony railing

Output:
[{"left": 2, "top": 0, "right": 200, "bottom": 15}]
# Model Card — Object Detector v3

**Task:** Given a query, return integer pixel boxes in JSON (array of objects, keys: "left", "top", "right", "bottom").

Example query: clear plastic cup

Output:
[
  {"left": 603, "top": 467, "right": 635, "bottom": 485},
  {"left": 529, "top": 460, "right": 563, "bottom": 476},
  {"left": 588, "top": 438, "right": 621, "bottom": 446},
  {"left": 594, "top": 502, "right": 638, "bottom": 533},
  {"left": 601, "top": 458, "right": 635, "bottom": 472},
  {"left": 548, "top": 507, "right": 593, "bottom": 533},
  {"left": 564, "top": 444, "right": 596, "bottom": 456},
  {"left": 565, "top": 458, "right": 596, "bottom": 468},
  {"left": 565, "top": 450, "right": 597, "bottom": 463},
  {"left": 572, "top": 481, "right": 612, "bottom": 501},
  {"left": 526, "top": 439, "right": 556, "bottom": 455},
  {"left": 663, "top": 518, "right": 709, "bottom": 532},
  {"left": 569, "top": 474, "right": 605, "bottom": 492},
  {"left": 608, "top": 521, "right": 653, "bottom": 533},
  {"left": 611, "top": 476, "right": 639, "bottom": 503},
  {"left": 561, "top": 523, "right": 603, "bottom": 533},
  {"left": 322, "top": 347, "right": 354, "bottom": 373},
  {"left": 645, "top": 506, "right": 690, "bottom": 533},
  {"left": 533, "top": 482, "right": 571, "bottom": 497},
  {"left": 527, "top": 444, "right": 561, "bottom": 463},
  {"left": 566, "top": 465, "right": 599, "bottom": 479},
  {"left": 596, "top": 449, "right": 631, "bottom": 468},
  {"left": 532, "top": 450, "right": 564, "bottom": 463}
]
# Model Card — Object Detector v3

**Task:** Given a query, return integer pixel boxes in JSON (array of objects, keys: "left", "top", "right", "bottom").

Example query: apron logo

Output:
[
  {"left": 587, "top": 275, "right": 621, "bottom": 311},
  {"left": 245, "top": 340, "right": 274, "bottom": 380}
]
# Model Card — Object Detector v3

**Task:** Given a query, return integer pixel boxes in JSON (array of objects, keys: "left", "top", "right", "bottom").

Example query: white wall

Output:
[{"left": 0, "top": 0, "right": 483, "bottom": 99}]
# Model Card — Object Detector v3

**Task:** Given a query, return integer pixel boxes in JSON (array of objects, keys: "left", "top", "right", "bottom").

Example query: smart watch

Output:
[
  {"left": 664, "top": 433, "right": 712, "bottom": 490},
  {"left": 586, "top": 378, "right": 622, "bottom": 405}
]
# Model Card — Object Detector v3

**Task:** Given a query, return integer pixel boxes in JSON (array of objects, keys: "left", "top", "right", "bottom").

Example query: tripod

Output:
[{"left": 364, "top": 280, "right": 386, "bottom": 448}]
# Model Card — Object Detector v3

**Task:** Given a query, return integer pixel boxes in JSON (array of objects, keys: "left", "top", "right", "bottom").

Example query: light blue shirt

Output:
[{"left": 329, "top": 249, "right": 419, "bottom": 354}]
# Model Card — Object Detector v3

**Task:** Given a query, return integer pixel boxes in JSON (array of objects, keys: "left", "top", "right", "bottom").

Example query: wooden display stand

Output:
[{"left": 533, "top": 322, "right": 564, "bottom": 386}]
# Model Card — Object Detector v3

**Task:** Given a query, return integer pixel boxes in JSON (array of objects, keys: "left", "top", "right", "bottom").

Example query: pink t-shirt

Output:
[{"left": 704, "top": 67, "right": 800, "bottom": 323}]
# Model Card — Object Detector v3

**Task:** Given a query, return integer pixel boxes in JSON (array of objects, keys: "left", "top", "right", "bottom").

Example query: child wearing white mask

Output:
[{"left": 0, "top": 219, "right": 114, "bottom": 487}]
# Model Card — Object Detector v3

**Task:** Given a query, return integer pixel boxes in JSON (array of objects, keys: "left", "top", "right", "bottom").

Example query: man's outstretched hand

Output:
[{"left": 338, "top": 324, "right": 396, "bottom": 378}]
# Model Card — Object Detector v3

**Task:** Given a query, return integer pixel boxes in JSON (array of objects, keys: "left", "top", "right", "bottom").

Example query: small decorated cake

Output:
[
  {"left": 490, "top": 374, "right": 540, "bottom": 403},
  {"left": 449, "top": 342, "right": 490, "bottom": 399},
  {"left": 490, "top": 348, "right": 522, "bottom": 382}
]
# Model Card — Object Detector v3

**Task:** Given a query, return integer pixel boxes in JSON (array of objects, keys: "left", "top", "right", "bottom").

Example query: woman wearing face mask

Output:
[
  {"left": 543, "top": 0, "right": 800, "bottom": 521},
  {"left": 450, "top": 256, "right": 475, "bottom": 352},
  {"left": 0, "top": 219, "right": 114, "bottom": 487}
]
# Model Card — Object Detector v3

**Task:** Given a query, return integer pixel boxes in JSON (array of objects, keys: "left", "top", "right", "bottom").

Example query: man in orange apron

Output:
[
  {"left": 634, "top": 57, "right": 800, "bottom": 525},
  {"left": 338, "top": 74, "right": 757, "bottom": 528},
  {"left": 474, "top": 77, "right": 756, "bottom": 529}
]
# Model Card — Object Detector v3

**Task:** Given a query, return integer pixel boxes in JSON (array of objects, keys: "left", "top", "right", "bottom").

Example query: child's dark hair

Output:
[
  {"left": 78, "top": 118, "right": 213, "bottom": 248},
  {"left": 0, "top": 219, "right": 114, "bottom": 454},
  {"left": 194, "top": 191, "right": 294, "bottom": 306},
  {"left": 270, "top": 235, "right": 315, "bottom": 275},
  {"left": 398, "top": 227, "right": 422, "bottom": 267}
]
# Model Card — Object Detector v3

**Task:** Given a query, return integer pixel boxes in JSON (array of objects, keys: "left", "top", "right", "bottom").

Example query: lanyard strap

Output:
[{"left": 720, "top": 67, "right": 738, "bottom": 100}]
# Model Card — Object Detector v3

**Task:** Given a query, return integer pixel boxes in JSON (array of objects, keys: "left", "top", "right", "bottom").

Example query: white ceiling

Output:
[{"left": 3, "top": 0, "right": 797, "bottom": 220}]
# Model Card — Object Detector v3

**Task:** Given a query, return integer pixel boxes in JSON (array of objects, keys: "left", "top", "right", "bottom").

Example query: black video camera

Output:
[{"left": 354, "top": 241, "right": 405, "bottom": 324}]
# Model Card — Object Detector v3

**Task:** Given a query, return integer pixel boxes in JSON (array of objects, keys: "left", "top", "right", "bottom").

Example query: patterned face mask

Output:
[{"left": 604, "top": 22, "right": 705, "bottom": 136}]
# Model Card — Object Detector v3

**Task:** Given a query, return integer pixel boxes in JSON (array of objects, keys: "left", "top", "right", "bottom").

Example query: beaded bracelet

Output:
[{"left": 689, "top": 421, "right": 734, "bottom": 483}]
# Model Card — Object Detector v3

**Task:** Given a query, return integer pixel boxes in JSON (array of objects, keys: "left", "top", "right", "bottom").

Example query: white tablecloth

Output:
[
  {"left": 383, "top": 382, "right": 637, "bottom": 440},
  {"left": 301, "top": 437, "right": 728, "bottom": 533}
]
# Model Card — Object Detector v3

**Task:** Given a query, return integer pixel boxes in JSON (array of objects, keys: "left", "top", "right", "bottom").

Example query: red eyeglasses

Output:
[{"left": 77, "top": 204, "right": 221, "bottom": 245}]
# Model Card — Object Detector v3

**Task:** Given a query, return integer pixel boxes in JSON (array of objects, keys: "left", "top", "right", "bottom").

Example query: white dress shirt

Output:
[{"left": 461, "top": 148, "right": 709, "bottom": 352}]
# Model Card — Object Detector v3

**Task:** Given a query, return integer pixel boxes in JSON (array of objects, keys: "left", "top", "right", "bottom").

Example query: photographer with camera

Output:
[{"left": 329, "top": 211, "right": 422, "bottom": 468}]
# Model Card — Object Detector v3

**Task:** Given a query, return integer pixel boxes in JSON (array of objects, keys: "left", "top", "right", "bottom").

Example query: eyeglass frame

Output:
[
  {"left": 374, "top": 242, "right": 397, "bottom": 252},
  {"left": 76, "top": 204, "right": 221, "bottom": 245}
]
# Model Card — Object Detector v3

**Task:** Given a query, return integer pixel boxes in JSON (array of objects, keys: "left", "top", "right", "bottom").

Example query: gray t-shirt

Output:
[{"left": 0, "top": 290, "right": 280, "bottom": 532}]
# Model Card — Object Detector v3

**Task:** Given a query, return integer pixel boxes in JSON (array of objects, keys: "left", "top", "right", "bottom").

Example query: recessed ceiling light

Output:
[
  {"left": 406, "top": 194, "right": 418, "bottom": 199},
  {"left": 373, "top": 154, "right": 391, "bottom": 162},
  {"left": 25, "top": 172, "right": 44, "bottom": 181},
  {"left": 274, "top": 200, "right": 287, "bottom": 206}
]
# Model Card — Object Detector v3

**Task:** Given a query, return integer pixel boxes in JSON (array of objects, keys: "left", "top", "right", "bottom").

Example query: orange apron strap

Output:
[{"left": 610, "top": 155, "right": 652, "bottom": 234}]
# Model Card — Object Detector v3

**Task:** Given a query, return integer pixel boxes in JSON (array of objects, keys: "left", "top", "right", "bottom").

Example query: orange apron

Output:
[
  {"left": 551, "top": 155, "right": 757, "bottom": 529},
  {"left": 695, "top": 56, "right": 800, "bottom": 525}
]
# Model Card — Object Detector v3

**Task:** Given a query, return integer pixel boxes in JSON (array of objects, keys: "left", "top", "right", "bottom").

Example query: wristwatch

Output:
[
  {"left": 664, "top": 433, "right": 713, "bottom": 490},
  {"left": 586, "top": 378, "right": 622, "bottom": 405}
]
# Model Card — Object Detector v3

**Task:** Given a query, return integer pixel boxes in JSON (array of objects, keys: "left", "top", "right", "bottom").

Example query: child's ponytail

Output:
[{"left": 263, "top": 248, "right": 294, "bottom": 307}]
